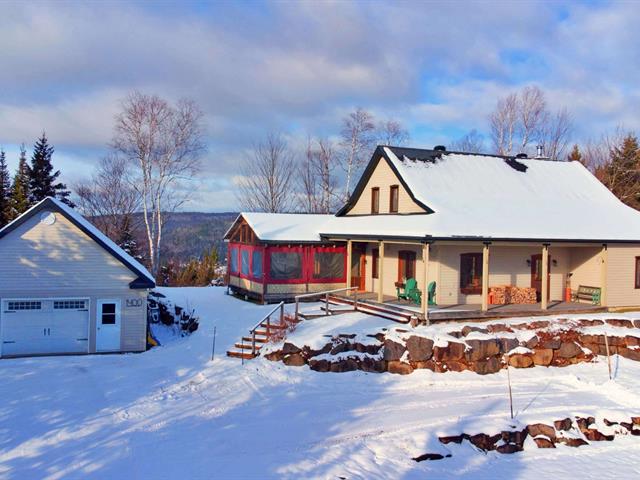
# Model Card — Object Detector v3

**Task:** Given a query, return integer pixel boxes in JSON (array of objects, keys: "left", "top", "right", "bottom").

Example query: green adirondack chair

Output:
[
  {"left": 397, "top": 277, "right": 422, "bottom": 305},
  {"left": 427, "top": 281, "right": 437, "bottom": 306}
]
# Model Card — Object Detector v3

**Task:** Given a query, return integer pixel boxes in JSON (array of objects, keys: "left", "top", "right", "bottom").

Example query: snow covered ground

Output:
[{"left": 2, "top": 287, "right": 640, "bottom": 479}]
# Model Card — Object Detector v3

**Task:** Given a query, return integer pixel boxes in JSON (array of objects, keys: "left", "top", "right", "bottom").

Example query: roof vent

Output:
[
  {"left": 434, "top": 145, "right": 446, "bottom": 152},
  {"left": 515, "top": 153, "right": 528, "bottom": 159},
  {"left": 536, "top": 145, "right": 544, "bottom": 158}
]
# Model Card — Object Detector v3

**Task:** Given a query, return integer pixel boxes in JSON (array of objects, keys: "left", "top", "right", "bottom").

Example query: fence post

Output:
[
  {"left": 279, "top": 302, "right": 284, "bottom": 326},
  {"left": 251, "top": 330, "right": 256, "bottom": 357},
  {"left": 354, "top": 289, "right": 358, "bottom": 311},
  {"left": 325, "top": 293, "right": 330, "bottom": 316},
  {"left": 295, "top": 298, "right": 299, "bottom": 323},
  {"left": 266, "top": 315, "right": 271, "bottom": 338}
]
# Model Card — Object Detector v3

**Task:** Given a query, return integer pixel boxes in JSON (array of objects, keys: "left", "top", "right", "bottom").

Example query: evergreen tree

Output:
[
  {"left": 601, "top": 134, "right": 640, "bottom": 210},
  {"left": 0, "top": 149, "right": 11, "bottom": 227},
  {"left": 117, "top": 215, "right": 144, "bottom": 263},
  {"left": 28, "top": 133, "right": 74, "bottom": 206},
  {"left": 10, "top": 145, "right": 30, "bottom": 220},
  {"left": 567, "top": 144, "right": 583, "bottom": 164}
]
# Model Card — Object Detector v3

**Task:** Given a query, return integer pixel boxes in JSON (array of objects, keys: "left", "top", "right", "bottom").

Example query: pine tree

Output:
[
  {"left": 0, "top": 149, "right": 12, "bottom": 227},
  {"left": 567, "top": 144, "right": 583, "bottom": 164},
  {"left": 601, "top": 134, "right": 640, "bottom": 210},
  {"left": 117, "top": 215, "right": 144, "bottom": 263},
  {"left": 10, "top": 145, "right": 30, "bottom": 220},
  {"left": 28, "top": 133, "right": 74, "bottom": 206}
]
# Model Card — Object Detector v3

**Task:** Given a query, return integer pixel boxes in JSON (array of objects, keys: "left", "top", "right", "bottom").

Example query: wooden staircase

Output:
[
  {"left": 227, "top": 302, "right": 289, "bottom": 361},
  {"left": 326, "top": 295, "right": 416, "bottom": 324}
]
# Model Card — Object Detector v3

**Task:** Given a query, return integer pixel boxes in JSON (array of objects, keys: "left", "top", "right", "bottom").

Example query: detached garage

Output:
[{"left": 0, "top": 197, "right": 155, "bottom": 358}]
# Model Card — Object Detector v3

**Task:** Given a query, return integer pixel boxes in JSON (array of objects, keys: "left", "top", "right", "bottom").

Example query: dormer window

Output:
[
  {"left": 371, "top": 187, "right": 380, "bottom": 214},
  {"left": 389, "top": 185, "right": 399, "bottom": 213}
]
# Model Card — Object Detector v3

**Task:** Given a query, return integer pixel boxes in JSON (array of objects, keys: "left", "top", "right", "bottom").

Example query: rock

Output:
[
  {"left": 330, "top": 342, "right": 349, "bottom": 355},
  {"left": 444, "top": 360, "right": 468, "bottom": 372},
  {"left": 472, "top": 357, "right": 502, "bottom": 375},
  {"left": 620, "top": 422, "right": 633, "bottom": 431},
  {"left": 499, "top": 337, "right": 519, "bottom": 353},
  {"left": 529, "top": 320, "right": 550, "bottom": 329},
  {"left": 283, "top": 352, "right": 306, "bottom": 366},
  {"left": 528, "top": 423, "right": 556, "bottom": 440},
  {"left": 578, "top": 334, "right": 604, "bottom": 346},
  {"left": 525, "top": 335, "right": 539, "bottom": 349},
  {"left": 532, "top": 348, "right": 554, "bottom": 366},
  {"left": 487, "top": 324, "right": 512, "bottom": 333},
  {"left": 307, "top": 343, "right": 332, "bottom": 357},
  {"left": 617, "top": 347, "right": 640, "bottom": 361},
  {"left": 382, "top": 339, "right": 406, "bottom": 361},
  {"left": 632, "top": 416, "right": 640, "bottom": 426},
  {"left": 576, "top": 417, "right": 595, "bottom": 432},
  {"left": 282, "top": 342, "right": 301, "bottom": 354},
  {"left": 554, "top": 418, "right": 573, "bottom": 431},
  {"left": 496, "top": 443, "right": 522, "bottom": 454},
  {"left": 412, "top": 453, "right": 450, "bottom": 462},
  {"left": 406, "top": 336, "right": 434, "bottom": 361},
  {"left": 533, "top": 437, "right": 556, "bottom": 448},
  {"left": 557, "top": 437, "right": 589, "bottom": 447},
  {"left": 468, "top": 433, "right": 500, "bottom": 451},
  {"left": 630, "top": 429, "right": 640, "bottom": 436},
  {"left": 447, "top": 331, "right": 463, "bottom": 338},
  {"left": 387, "top": 360, "right": 414, "bottom": 375},
  {"left": 508, "top": 354, "right": 534, "bottom": 368},
  {"left": 603, "top": 419, "right": 619, "bottom": 427},
  {"left": 501, "top": 429, "right": 528, "bottom": 446},
  {"left": 309, "top": 359, "right": 330, "bottom": 372},
  {"left": 465, "top": 339, "right": 501, "bottom": 361},
  {"left": 329, "top": 358, "right": 358, "bottom": 373},
  {"left": 634, "top": 320, "right": 640, "bottom": 329},
  {"left": 359, "top": 357, "right": 386, "bottom": 373},
  {"left": 433, "top": 341, "right": 466, "bottom": 362},
  {"left": 606, "top": 319, "right": 634, "bottom": 328},
  {"left": 462, "top": 326, "right": 488, "bottom": 336},
  {"left": 583, "top": 429, "right": 614, "bottom": 441},
  {"left": 578, "top": 319, "right": 604, "bottom": 327},
  {"left": 625, "top": 336, "right": 640, "bottom": 347},
  {"left": 264, "top": 350, "right": 284, "bottom": 361},
  {"left": 439, "top": 434, "right": 465, "bottom": 444},
  {"left": 541, "top": 338, "right": 561, "bottom": 350},
  {"left": 556, "top": 342, "right": 582, "bottom": 359},
  {"left": 412, "top": 360, "right": 436, "bottom": 371}
]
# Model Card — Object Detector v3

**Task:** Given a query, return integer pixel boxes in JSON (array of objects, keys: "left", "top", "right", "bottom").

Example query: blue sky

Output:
[{"left": 1, "top": 0, "right": 639, "bottom": 211}]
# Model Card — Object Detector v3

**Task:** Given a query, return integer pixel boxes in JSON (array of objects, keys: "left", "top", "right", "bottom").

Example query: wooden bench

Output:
[{"left": 573, "top": 285, "right": 601, "bottom": 305}]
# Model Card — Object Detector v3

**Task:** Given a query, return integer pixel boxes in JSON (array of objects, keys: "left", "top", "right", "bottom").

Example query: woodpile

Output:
[{"left": 490, "top": 285, "right": 537, "bottom": 304}]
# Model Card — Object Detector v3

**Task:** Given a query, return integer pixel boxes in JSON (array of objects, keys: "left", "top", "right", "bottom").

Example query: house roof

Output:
[
  {"left": 0, "top": 197, "right": 156, "bottom": 289},
  {"left": 323, "top": 146, "right": 640, "bottom": 243},
  {"left": 225, "top": 212, "right": 335, "bottom": 243}
]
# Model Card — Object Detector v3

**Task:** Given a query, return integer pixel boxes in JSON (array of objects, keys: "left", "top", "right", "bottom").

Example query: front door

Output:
[
  {"left": 530, "top": 254, "right": 551, "bottom": 302},
  {"left": 351, "top": 243, "right": 367, "bottom": 291},
  {"left": 96, "top": 299, "right": 121, "bottom": 352}
]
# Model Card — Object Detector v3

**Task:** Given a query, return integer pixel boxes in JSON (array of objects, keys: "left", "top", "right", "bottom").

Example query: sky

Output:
[{"left": 1, "top": 0, "right": 639, "bottom": 212}]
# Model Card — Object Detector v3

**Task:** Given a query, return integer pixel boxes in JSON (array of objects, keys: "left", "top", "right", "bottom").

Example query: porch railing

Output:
[
  {"left": 248, "top": 301, "right": 285, "bottom": 357},
  {"left": 294, "top": 286, "right": 359, "bottom": 323}
]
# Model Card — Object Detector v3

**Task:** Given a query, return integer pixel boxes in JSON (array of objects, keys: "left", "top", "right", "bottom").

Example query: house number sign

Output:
[{"left": 126, "top": 298, "right": 143, "bottom": 308}]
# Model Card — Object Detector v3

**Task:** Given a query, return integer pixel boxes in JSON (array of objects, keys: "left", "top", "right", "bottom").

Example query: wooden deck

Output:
[{"left": 339, "top": 291, "right": 607, "bottom": 322}]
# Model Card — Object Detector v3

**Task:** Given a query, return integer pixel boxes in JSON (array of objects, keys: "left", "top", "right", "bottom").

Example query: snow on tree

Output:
[{"left": 28, "top": 133, "right": 73, "bottom": 206}]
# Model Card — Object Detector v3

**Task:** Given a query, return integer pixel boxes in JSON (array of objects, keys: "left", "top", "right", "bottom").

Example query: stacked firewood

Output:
[{"left": 490, "top": 285, "right": 537, "bottom": 305}]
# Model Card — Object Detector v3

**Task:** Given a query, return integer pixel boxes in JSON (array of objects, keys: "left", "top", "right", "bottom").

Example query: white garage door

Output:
[{"left": 1, "top": 299, "right": 89, "bottom": 357}]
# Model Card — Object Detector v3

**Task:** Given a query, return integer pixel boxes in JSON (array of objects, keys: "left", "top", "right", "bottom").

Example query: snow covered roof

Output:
[
  {"left": 226, "top": 212, "right": 335, "bottom": 242},
  {"left": 0, "top": 197, "right": 155, "bottom": 288},
  {"left": 323, "top": 146, "right": 640, "bottom": 242}
]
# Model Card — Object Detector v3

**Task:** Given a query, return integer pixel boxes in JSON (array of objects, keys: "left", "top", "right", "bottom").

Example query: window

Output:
[
  {"left": 270, "top": 252, "right": 303, "bottom": 280},
  {"left": 229, "top": 247, "right": 239, "bottom": 274},
  {"left": 635, "top": 257, "right": 640, "bottom": 289},
  {"left": 389, "top": 185, "right": 399, "bottom": 213},
  {"left": 101, "top": 303, "right": 117, "bottom": 325},
  {"left": 372, "top": 248, "right": 380, "bottom": 279},
  {"left": 460, "top": 253, "right": 483, "bottom": 294},
  {"left": 241, "top": 249, "right": 250, "bottom": 276},
  {"left": 371, "top": 187, "right": 380, "bottom": 214},
  {"left": 7, "top": 301, "right": 41, "bottom": 311},
  {"left": 313, "top": 252, "right": 345, "bottom": 279},
  {"left": 54, "top": 300, "right": 87, "bottom": 310},
  {"left": 252, "top": 250, "right": 263, "bottom": 279},
  {"left": 397, "top": 250, "right": 416, "bottom": 281}
]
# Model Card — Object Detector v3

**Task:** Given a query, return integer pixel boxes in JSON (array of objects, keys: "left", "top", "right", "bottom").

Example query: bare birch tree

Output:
[
  {"left": 450, "top": 129, "right": 485, "bottom": 153},
  {"left": 489, "top": 93, "right": 518, "bottom": 155},
  {"left": 298, "top": 137, "right": 322, "bottom": 213},
  {"left": 540, "top": 108, "right": 573, "bottom": 160},
  {"left": 377, "top": 119, "right": 410, "bottom": 146},
  {"left": 112, "top": 91, "right": 205, "bottom": 276},
  {"left": 340, "top": 108, "right": 376, "bottom": 201},
  {"left": 518, "top": 85, "right": 547, "bottom": 151},
  {"left": 315, "top": 138, "right": 339, "bottom": 213},
  {"left": 236, "top": 133, "right": 295, "bottom": 213},
  {"left": 74, "top": 154, "right": 140, "bottom": 241}
]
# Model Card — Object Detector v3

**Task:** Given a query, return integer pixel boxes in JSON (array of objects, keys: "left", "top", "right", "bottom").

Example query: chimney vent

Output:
[
  {"left": 434, "top": 145, "right": 446, "bottom": 152},
  {"left": 536, "top": 145, "right": 545, "bottom": 158}
]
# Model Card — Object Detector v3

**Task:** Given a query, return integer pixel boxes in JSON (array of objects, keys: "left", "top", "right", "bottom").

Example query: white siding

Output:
[{"left": 606, "top": 245, "right": 640, "bottom": 307}]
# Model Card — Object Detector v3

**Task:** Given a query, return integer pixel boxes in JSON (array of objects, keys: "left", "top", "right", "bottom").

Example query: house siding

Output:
[
  {"left": 0, "top": 212, "right": 147, "bottom": 354},
  {"left": 606, "top": 245, "right": 640, "bottom": 307},
  {"left": 568, "top": 247, "right": 601, "bottom": 294},
  {"left": 346, "top": 157, "right": 425, "bottom": 215}
]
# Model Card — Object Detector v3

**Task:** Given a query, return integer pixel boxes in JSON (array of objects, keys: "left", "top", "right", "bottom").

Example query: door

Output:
[
  {"left": 96, "top": 300, "right": 121, "bottom": 352},
  {"left": 530, "top": 254, "right": 551, "bottom": 302},
  {"left": 1, "top": 299, "right": 89, "bottom": 357},
  {"left": 350, "top": 243, "right": 367, "bottom": 292}
]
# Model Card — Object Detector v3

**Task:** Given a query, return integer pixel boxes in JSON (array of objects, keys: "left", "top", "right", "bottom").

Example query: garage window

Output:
[
  {"left": 101, "top": 303, "right": 117, "bottom": 324},
  {"left": 54, "top": 300, "right": 87, "bottom": 310},
  {"left": 7, "top": 301, "right": 41, "bottom": 311}
]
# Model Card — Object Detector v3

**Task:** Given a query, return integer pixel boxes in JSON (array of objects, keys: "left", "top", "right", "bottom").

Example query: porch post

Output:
[
  {"left": 600, "top": 244, "right": 608, "bottom": 307},
  {"left": 541, "top": 244, "right": 549, "bottom": 310},
  {"left": 346, "top": 240, "right": 352, "bottom": 292},
  {"left": 422, "top": 242, "right": 430, "bottom": 324},
  {"left": 377, "top": 241, "right": 385, "bottom": 303},
  {"left": 481, "top": 242, "right": 490, "bottom": 312}
]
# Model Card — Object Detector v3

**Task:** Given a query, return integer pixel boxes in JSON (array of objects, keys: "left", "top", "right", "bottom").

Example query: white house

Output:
[{"left": 0, "top": 197, "right": 155, "bottom": 357}]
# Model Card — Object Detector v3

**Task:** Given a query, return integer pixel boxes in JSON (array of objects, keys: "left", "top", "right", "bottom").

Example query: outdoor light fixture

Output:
[
  {"left": 526, "top": 259, "right": 531, "bottom": 267},
  {"left": 552, "top": 259, "right": 558, "bottom": 267}
]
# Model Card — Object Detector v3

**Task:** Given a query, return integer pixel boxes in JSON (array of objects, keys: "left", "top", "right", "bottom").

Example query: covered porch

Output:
[{"left": 338, "top": 238, "right": 609, "bottom": 324}]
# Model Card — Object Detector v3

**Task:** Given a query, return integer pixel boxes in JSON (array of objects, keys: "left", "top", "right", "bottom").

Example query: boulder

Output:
[
  {"left": 501, "top": 429, "right": 528, "bottom": 446},
  {"left": 532, "top": 348, "right": 554, "bottom": 366},
  {"left": 625, "top": 336, "right": 640, "bottom": 347},
  {"left": 412, "top": 453, "right": 449, "bottom": 462},
  {"left": 508, "top": 354, "right": 533, "bottom": 368},
  {"left": 412, "top": 360, "right": 436, "bottom": 371},
  {"left": 283, "top": 352, "right": 306, "bottom": 366},
  {"left": 606, "top": 319, "right": 634, "bottom": 328},
  {"left": 329, "top": 358, "right": 358, "bottom": 373},
  {"left": 557, "top": 437, "right": 589, "bottom": 447},
  {"left": 355, "top": 342, "right": 381, "bottom": 354},
  {"left": 330, "top": 342, "right": 349, "bottom": 355},
  {"left": 576, "top": 417, "right": 595, "bottom": 432},
  {"left": 468, "top": 433, "right": 500, "bottom": 451},
  {"left": 632, "top": 416, "right": 640, "bottom": 426},
  {"left": 486, "top": 324, "right": 512, "bottom": 333},
  {"left": 525, "top": 335, "right": 540, "bottom": 349},
  {"left": 387, "top": 360, "right": 414, "bottom": 375},
  {"left": 533, "top": 437, "right": 556, "bottom": 448},
  {"left": 443, "top": 359, "right": 468, "bottom": 372},
  {"left": 583, "top": 429, "right": 614, "bottom": 441},
  {"left": 465, "top": 339, "right": 501, "bottom": 361},
  {"left": 282, "top": 342, "right": 301, "bottom": 355},
  {"left": 433, "top": 341, "right": 466, "bottom": 362},
  {"left": 438, "top": 434, "right": 465, "bottom": 444},
  {"left": 556, "top": 342, "right": 582, "bottom": 359},
  {"left": 359, "top": 357, "right": 386, "bottom": 373},
  {"left": 406, "top": 336, "right": 434, "bottom": 361},
  {"left": 309, "top": 359, "right": 330, "bottom": 372},
  {"left": 382, "top": 339, "right": 406, "bottom": 361},
  {"left": 447, "top": 331, "right": 463, "bottom": 338},
  {"left": 306, "top": 342, "right": 332, "bottom": 357},
  {"left": 472, "top": 357, "right": 502, "bottom": 375},
  {"left": 529, "top": 320, "right": 550, "bottom": 329},
  {"left": 528, "top": 423, "right": 556, "bottom": 440},
  {"left": 554, "top": 418, "right": 573, "bottom": 431},
  {"left": 496, "top": 443, "right": 522, "bottom": 454},
  {"left": 578, "top": 319, "right": 604, "bottom": 327},
  {"left": 499, "top": 337, "right": 519, "bottom": 353},
  {"left": 617, "top": 347, "right": 640, "bottom": 361},
  {"left": 541, "top": 338, "right": 561, "bottom": 349},
  {"left": 634, "top": 320, "right": 640, "bottom": 329},
  {"left": 462, "top": 326, "right": 488, "bottom": 336}
]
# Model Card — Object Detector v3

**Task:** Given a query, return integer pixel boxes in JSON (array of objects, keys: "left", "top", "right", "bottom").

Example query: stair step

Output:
[
  {"left": 260, "top": 323, "right": 287, "bottom": 330},
  {"left": 227, "top": 350, "right": 257, "bottom": 359},
  {"left": 327, "top": 295, "right": 412, "bottom": 324},
  {"left": 242, "top": 336, "right": 268, "bottom": 343},
  {"left": 253, "top": 329, "right": 271, "bottom": 336},
  {"left": 235, "top": 343, "right": 262, "bottom": 350}
]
